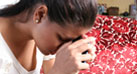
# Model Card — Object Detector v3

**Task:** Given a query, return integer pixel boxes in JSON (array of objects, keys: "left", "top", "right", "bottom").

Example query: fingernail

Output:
[
  {"left": 88, "top": 37, "right": 96, "bottom": 41},
  {"left": 88, "top": 37, "right": 96, "bottom": 45}
]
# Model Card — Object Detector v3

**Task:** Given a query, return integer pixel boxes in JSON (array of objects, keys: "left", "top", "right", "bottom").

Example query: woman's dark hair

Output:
[{"left": 0, "top": 0, "right": 97, "bottom": 27}]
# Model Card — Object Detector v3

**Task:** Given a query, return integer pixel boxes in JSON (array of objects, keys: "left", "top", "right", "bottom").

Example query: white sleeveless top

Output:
[{"left": 0, "top": 33, "right": 55, "bottom": 74}]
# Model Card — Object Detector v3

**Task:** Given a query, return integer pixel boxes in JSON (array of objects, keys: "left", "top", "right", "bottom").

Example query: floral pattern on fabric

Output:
[{"left": 79, "top": 15, "right": 137, "bottom": 74}]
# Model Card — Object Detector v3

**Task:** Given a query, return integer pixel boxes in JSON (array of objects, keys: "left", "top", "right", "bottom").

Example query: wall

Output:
[{"left": 97, "top": 0, "right": 135, "bottom": 14}]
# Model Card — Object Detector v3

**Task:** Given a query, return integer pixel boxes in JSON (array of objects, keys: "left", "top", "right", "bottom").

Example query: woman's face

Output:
[{"left": 32, "top": 17, "right": 90, "bottom": 55}]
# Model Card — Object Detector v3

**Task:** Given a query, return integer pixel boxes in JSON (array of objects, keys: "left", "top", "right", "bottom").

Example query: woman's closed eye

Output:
[{"left": 57, "top": 34, "right": 73, "bottom": 43}]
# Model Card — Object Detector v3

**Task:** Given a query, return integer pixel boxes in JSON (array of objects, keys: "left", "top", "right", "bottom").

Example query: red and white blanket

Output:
[{"left": 79, "top": 15, "right": 137, "bottom": 74}]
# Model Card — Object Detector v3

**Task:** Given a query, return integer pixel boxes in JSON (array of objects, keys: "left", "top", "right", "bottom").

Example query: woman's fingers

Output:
[
  {"left": 71, "top": 37, "right": 95, "bottom": 48},
  {"left": 80, "top": 54, "right": 92, "bottom": 62},
  {"left": 75, "top": 43, "right": 92, "bottom": 53},
  {"left": 53, "top": 37, "right": 96, "bottom": 74},
  {"left": 74, "top": 41, "right": 96, "bottom": 54},
  {"left": 78, "top": 62, "right": 90, "bottom": 70},
  {"left": 87, "top": 44, "right": 96, "bottom": 61},
  {"left": 56, "top": 41, "right": 72, "bottom": 53}
]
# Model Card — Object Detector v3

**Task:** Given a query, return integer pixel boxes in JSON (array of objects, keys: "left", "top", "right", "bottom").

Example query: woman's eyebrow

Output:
[
  {"left": 56, "top": 35, "right": 82, "bottom": 50},
  {"left": 57, "top": 33, "right": 74, "bottom": 42},
  {"left": 56, "top": 33, "right": 82, "bottom": 43}
]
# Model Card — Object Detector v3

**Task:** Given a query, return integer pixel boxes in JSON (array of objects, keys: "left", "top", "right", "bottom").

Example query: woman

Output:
[{"left": 0, "top": 0, "right": 97, "bottom": 74}]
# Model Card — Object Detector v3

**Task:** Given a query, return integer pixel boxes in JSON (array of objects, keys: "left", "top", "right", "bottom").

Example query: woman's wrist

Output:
[{"left": 48, "top": 67, "right": 63, "bottom": 74}]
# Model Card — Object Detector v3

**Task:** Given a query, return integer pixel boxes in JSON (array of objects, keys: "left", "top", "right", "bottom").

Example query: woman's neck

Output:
[{"left": 0, "top": 17, "right": 34, "bottom": 50}]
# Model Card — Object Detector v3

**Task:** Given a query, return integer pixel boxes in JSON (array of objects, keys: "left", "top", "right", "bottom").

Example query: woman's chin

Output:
[
  {"left": 50, "top": 51, "right": 56, "bottom": 55},
  {"left": 42, "top": 50, "right": 56, "bottom": 55},
  {"left": 38, "top": 48, "right": 57, "bottom": 55}
]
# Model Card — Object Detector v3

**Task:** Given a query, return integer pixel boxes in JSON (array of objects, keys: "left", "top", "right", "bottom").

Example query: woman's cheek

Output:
[{"left": 39, "top": 37, "right": 61, "bottom": 54}]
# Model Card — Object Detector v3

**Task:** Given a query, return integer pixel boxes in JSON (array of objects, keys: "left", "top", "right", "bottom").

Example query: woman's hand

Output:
[{"left": 49, "top": 37, "right": 96, "bottom": 74}]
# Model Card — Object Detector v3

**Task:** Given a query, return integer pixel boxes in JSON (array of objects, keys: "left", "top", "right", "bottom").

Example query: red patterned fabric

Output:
[{"left": 79, "top": 15, "right": 137, "bottom": 74}]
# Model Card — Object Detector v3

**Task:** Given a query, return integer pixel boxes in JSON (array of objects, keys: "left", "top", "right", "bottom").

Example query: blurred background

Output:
[{"left": 97, "top": 0, "right": 137, "bottom": 19}]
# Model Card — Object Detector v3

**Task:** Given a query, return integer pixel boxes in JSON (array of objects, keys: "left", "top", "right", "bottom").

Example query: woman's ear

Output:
[{"left": 33, "top": 5, "right": 48, "bottom": 24}]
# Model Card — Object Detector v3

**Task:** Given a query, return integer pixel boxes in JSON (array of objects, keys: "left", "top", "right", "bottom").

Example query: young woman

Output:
[{"left": 0, "top": 0, "right": 97, "bottom": 74}]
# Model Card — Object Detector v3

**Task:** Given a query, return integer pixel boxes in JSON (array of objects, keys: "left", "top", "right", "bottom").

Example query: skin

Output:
[
  {"left": 42, "top": 59, "right": 55, "bottom": 74},
  {"left": 0, "top": 4, "right": 96, "bottom": 74}
]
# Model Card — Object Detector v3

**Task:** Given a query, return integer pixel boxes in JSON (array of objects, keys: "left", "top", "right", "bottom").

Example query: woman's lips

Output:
[
  {"left": 49, "top": 49, "right": 58, "bottom": 54},
  {"left": 50, "top": 51, "right": 56, "bottom": 54},
  {"left": 48, "top": 45, "right": 61, "bottom": 55}
]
